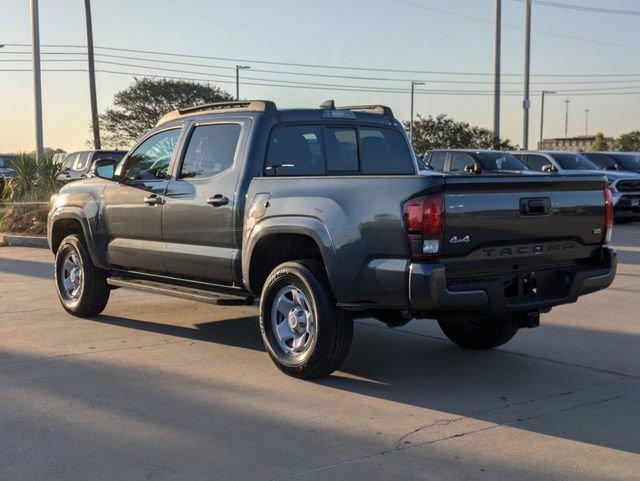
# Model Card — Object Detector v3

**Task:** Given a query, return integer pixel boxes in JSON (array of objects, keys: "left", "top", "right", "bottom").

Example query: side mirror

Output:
[
  {"left": 541, "top": 164, "right": 556, "bottom": 173},
  {"left": 90, "top": 158, "right": 118, "bottom": 180},
  {"left": 464, "top": 164, "right": 481, "bottom": 174},
  {"left": 606, "top": 165, "right": 618, "bottom": 171}
]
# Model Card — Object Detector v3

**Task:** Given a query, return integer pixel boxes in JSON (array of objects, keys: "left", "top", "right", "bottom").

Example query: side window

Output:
[
  {"left": 74, "top": 152, "right": 91, "bottom": 171},
  {"left": 265, "top": 125, "right": 324, "bottom": 176},
  {"left": 450, "top": 153, "right": 475, "bottom": 172},
  {"left": 360, "top": 128, "right": 414, "bottom": 175},
  {"left": 61, "top": 153, "right": 78, "bottom": 171},
  {"left": 325, "top": 127, "right": 358, "bottom": 173},
  {"left": 180, "top": 124, "right": 241, "bottom": 179},
  {"left": 429, "top": 151, "right": 447, "bottom": 171},
  {"left": 121, "top": 129, "right": 180, "bottom": 181},
  {"left": 525, "top": 154, "right": 551, "bottom": 172}
]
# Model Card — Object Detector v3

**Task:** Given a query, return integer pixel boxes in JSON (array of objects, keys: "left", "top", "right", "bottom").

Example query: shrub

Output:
[{"left": 0, "top": 152, "right": 61, "bottom": 234}]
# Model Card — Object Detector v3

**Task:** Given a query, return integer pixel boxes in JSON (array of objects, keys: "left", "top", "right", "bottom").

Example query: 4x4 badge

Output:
[{"left": 449, "top": 235, "right": 471, "bottom": 244}]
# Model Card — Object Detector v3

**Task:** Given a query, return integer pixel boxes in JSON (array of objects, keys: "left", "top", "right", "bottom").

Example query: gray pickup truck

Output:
[{"left": 48, "top": 100, "right": 617, "bottom": 378}]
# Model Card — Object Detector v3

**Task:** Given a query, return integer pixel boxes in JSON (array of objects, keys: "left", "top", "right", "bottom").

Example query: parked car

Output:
[
  {"left": 48, "top": 100, "right": 616, "bottom": 379},
  {"left": 0, "top": 154, "right": 17, "bottom": 194},
  {"left": 57, "top": 150, "right": 127, "bottom": 184},
  {"left": 512, "top": 150, "right": 640, "bottom": 222},
  {"left": 422, "top": 149, "right": 539, "bottom": 175},
  {"left": 582, "top": 152, "right": 640, "bottom": 173}
]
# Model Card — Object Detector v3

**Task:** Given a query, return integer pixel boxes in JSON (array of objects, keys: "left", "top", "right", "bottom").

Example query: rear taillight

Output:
[
  {"left": 403, "top": 193, "right": 444, "bottom": 260},
  {"left": 603, "top": 187, "right": 613, "bottom": 245}
]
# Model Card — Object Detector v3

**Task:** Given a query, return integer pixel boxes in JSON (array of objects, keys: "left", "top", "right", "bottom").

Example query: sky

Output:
[{"left": 0, "top": 0, "right": 639, "bottom": 152}]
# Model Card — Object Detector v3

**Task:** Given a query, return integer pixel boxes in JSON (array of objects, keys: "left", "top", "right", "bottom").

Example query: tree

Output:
[
  {"left": 614, "top": 131, "right": 640, "bottom": 152},
  {"left": 405, "top": 114, "right": 517, "bottom": 154},
  {"left": 591, "top": 132, "right": 609, "bottom": 151},
  {"left": 99, "top": 78, "right": 233, "bottom": 148}
]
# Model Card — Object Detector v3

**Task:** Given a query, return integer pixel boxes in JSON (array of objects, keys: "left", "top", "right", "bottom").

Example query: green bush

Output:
[{"left": 0, "top": 152, "right": 61, "bottom": 234}]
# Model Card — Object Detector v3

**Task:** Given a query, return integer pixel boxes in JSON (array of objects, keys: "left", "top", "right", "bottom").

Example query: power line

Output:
[
  {"left": 4, "top": 42, "right": 640, "bottom": 78},
  {"left": 5, "top": 56, "right": 638, "bottom": 95},
  {"left": 3, "top": 67, "right": 640, "bottom": 97},
  {"left": 386, "top": 0, "right": 638, "bottom": 48},
  {"left": 513, "top": 0, "right": 640, "bottom": 17},
  {"left": 5, "top": 50, "right": 640, "bottom": 85}
]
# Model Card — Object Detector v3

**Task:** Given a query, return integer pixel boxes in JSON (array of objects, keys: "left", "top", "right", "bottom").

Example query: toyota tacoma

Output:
[{"left": 48, "top": 100, "right": 617, "bottom": 378}]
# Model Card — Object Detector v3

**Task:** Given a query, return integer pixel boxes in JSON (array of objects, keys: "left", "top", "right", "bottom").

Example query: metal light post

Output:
[
  {"left": 84, "top": 0, "right": 100, "bottom": 149},
  {"left": 585, "top": 109, "right": 590, "bottom": 135},
  {"left": 564, "top": 98, "right": 570, "bottom": 137},
  {"left": 30, "top": 0, "right": 44, "bottom": 161},
  {"left": 410, "top": 81, "right": 425, "bottom": 145},
  {"left": 539, "top": 90, "right": 556, "bottom": 148},
  {"left": 493, "top": 0, "right": 502, "bottom": 150},
  {"left": 235, "top": 65, "right": 250, "bottom": 100},
  {"left": 522, "top": 0, "right": 532, "bottom": 150}
]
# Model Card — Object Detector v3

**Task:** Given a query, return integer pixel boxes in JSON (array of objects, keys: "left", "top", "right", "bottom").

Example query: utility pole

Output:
[
  {"left": 84, "top": 0, "right": 100, "bottom": 149},
  {"left": 30, "top": 0, "right": 44, "bottom": 161},
  {"left": 235, "top": 65, "right": 250, "bottom": 100},
  {"left": 585, "top": 108, "right": 590, "bottom": 135},
  {"left": 564, "top": 98, "right": 570, "bottom": 138},
  {"left": 410, "top": 81, "right": 425, "bottom": 146},
  {"left": 539, "top": 90, "right": 556, "bottom": 148},
  {"left": 493, "top": 0, "right": 502, "bottom": 150},
  {"left": 522, "top": 0, "right": 532, "bottom": 150}
]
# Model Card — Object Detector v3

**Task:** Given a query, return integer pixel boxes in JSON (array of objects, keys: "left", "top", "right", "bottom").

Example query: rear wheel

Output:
[
  {"left": 438, "top": 316, "right": 518, "bottom": 350},
  {"left": 259, "top": 260, "right": 353, "bottom": 379},
  {"left": 55, "top": 234, "right": 110, "bottom": 317}
]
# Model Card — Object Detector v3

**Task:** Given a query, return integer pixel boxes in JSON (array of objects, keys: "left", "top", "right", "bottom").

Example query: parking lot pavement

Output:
[{"left": 0, "top": 227, "right": 639, "bottom": 481}]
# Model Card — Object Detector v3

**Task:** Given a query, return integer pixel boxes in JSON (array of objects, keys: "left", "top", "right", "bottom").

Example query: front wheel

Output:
[
  {"left": 438, "top": 316, "right": 518, "bottom": 350},
  {"left": 259, "top": 260, "right": 353, "bottom": 379},
  {"left": 55, "top": 234, "right": 110, "bottom": 317}
]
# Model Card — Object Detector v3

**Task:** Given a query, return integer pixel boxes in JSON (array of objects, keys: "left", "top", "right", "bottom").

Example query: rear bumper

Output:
[{"left": 409, "top": 247, "right": 617, "bottom": 315}]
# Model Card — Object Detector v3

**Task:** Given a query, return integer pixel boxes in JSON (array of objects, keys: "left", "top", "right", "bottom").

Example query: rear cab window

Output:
[{"left": 265, "top": 123, "right": 415, "bottom": 176}]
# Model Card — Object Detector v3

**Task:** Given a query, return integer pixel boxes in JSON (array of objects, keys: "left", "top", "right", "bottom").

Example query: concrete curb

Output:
[{"left": 0, "top": 233, "right": 48, "bottom": 249}]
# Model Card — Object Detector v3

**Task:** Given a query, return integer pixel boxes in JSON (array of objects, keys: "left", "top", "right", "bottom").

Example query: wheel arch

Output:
[
  {"left": 243, "top": 218, "right": 336, "bottom": 296},
  {"left": 49, "top": 208, "right": 106, "bottom": 269}
]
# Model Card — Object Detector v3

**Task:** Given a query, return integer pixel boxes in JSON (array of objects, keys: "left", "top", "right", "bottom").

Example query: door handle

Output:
[
  {"left": 144, "top": 194, "right": 164, "bottom": 206},
  {"left": 206, "top": 194, "right": 229, "bottom": 207}
]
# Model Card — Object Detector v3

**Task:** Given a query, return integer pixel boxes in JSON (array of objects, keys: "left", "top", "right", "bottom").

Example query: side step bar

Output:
[{"left": 107, "top": 277, "right": 255, "bottom": 306}]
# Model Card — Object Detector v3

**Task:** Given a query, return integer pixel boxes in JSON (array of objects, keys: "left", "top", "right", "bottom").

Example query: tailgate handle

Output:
[{"left": 520, "top": 197, "right": 551, "bottom": 216}]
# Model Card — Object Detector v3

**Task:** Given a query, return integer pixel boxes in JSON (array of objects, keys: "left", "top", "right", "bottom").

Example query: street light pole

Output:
[
  {"left": 410, "top": 81, "right": 425, "bottom": 145},
  {"left": 539, "top": 90, "right": 556, "bottom": 148},
  {"left": 84, "top": 0, "right": 100, "bottom": 149},
  {"left": 564, "top": 98, "right": 570, "bottom": 137},
  {"left": 522, "top": 0, "right": 532, "bottom": 150},
  {"left": 585, "top": 109, "right": 590, "bottom": 135},
  {"left": 30, "top": 0, "right": 44, "bottom": 161},
  {"left": 235, "top": 65, "right": 250, "bottom": 100},
  {"left": 493, "top": 0, "right": 501, "bottom": 150}
]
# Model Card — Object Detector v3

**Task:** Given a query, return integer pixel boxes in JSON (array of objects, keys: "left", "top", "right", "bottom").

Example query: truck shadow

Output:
[{"left": 90, "top": 312, "right": 640, "bottom": 455}]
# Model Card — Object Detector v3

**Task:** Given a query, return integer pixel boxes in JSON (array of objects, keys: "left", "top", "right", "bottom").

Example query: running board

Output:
[{"left": 107, "top": 277, "right": 255, "bottom": 306}]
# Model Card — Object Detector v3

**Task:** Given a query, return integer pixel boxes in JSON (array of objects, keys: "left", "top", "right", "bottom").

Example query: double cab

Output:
[{"left": 48, "top": 100, "right": 617, "bottom": 378}]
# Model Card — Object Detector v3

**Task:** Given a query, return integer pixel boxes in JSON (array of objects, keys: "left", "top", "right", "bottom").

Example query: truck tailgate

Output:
[{"left": 441, "top": 175, "right": 608, "bottom": 273}]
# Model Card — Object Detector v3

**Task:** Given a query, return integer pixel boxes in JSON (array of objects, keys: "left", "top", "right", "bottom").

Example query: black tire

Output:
[
  {"left": 259, "top": 259, "right": 353, "bottom": 379},
  {"left": 55, "top": 234, "right": 110, "bottom": 317},
  {"left": 437, "top": 316, "right": 518, "bottom": 350}
]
